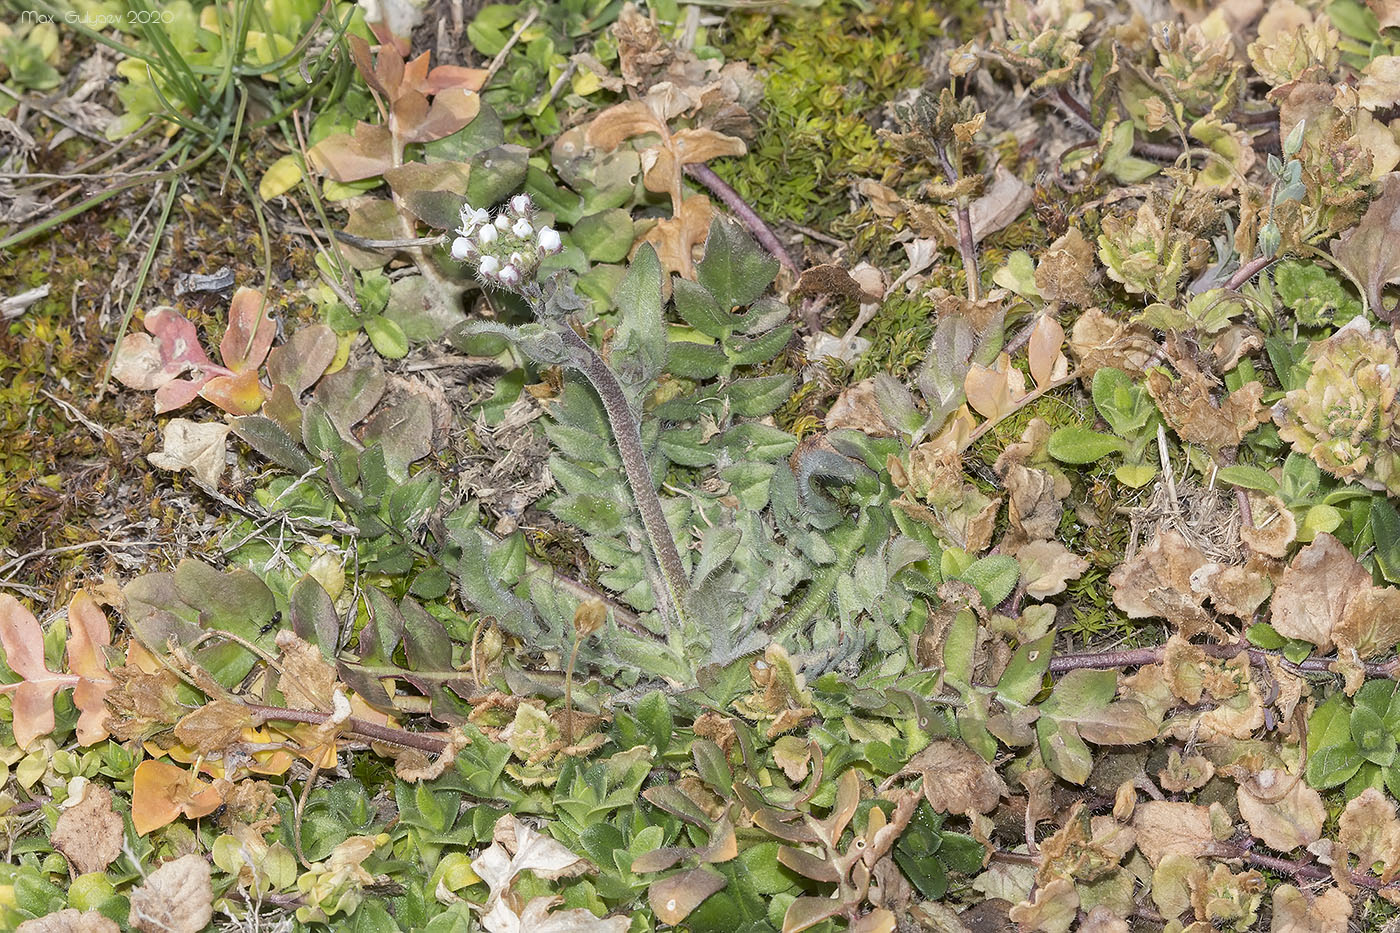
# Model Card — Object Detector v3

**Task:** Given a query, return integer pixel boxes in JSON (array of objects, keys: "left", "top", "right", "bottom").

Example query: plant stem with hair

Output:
[{"left": 557, "top": 326, "right": 690, "bottom": 629}]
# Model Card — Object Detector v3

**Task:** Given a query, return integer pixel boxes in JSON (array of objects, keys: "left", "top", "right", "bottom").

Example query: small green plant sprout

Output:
[
  {"left": 1216, "top": 452, "right": 1372, "bottom": 547},
  {"left": 1047, "top": 367, "right": 1163, "bottom": 488},
  {"left": 1273, "top": 316, "right": 1400, "bottom": 496}
]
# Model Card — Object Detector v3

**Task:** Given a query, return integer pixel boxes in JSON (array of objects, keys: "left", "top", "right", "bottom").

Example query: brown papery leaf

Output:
[
  {"left": 1270, "top": 884, "right": 1352, "bottom": 933},
  {"left": 897, "top": 740, "right": 1006, "bottom": 818},
  {"left": 173, "top": 698, "right": 254, "bottom": 755},
  {"left": 1132, "top": 800, "right": 1214, "bottom": 867},
  {"left": 274, "top": 629, "right": 338, "bottom": 711},
  {"left": 51, "top": 783, "right": 124, "bottom": 875},
  {"left": 1109, "top": 528, "right": 1213, "bottom": 636},
  {"left": 1331, "top": 172, "right": 1400, "bottom": 318},
  {"left": 17, "top": 909, "right": 119, "bottom": 933},
  {"left": 127, "top": 854, "right": 213, "bottom": 933},
  {"left": 1236, "top": 769, "right": 1324, "bottom": 852},
  {"left": 1336, "top": 788, "right": 1400, "bottom": 882},
  {"left": 1270, "top": 533, "right": 1373, "bottom": 651},
  {"left": 1146, "top": 368, "right": 1268, "bottom": 453}
]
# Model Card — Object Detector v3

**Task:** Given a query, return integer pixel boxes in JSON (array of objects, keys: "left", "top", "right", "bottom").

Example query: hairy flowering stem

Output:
[
  {"left": 933, "top": 141, "right": 980, "bottom": 302},
  {"left": 557, "top": 325, "right": 690, "bottom": 626}
]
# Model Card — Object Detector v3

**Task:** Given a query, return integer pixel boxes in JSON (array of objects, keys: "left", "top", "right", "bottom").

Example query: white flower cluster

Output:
[{"left": 450, "top": 193, "right": 562, "bottom": 288}]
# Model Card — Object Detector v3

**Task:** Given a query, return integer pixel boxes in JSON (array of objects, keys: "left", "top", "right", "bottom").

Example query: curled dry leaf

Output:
[
  {"left": 1239, "top": 491, "right": 1296, "bottom": 557},
  {"left": 1236, "top": 769, "right": 1325, "bottom": 852},
  {"left": 895, "top": 739, "right": 1006, "bottom": 818},
  {"left": 1270, "top": 533, "right": 1381, "bottom": 651},
  {"left": 128, "top": 854, "right": 214, "bottom": 933},
  {"left": 1016, "top": 540, "right": 1089, "bottom": 599},
  {"left": 1336, "top": 787, "right": 1400, "bottom": 883},
  {"left": 1109, "top": 528, "right": 1212, "bottom": 636},
  {"left": 1331, "top": 172, "right": 1400, "bottom": 318},
  {"left": 825, "top": 379, "right": 895, "bottom": 437},
  {"left": 472, "top": 814, "right": 626, "bottom": 933},
  {"left": 172, "top": 697, "right": 255, "bottom": 756},
  {"left": 1145, "top": 368, "right": 1268, "bottom": 453},
  {"left": 147, "top": 418, "right": 232, "bottom": 487},
  {"left": 1269, "top": 884, "right": 1351, "bottom": 933},
  {"left": 51, "top": 783, "right": 124, "bottom": 875},
  {"left": 1007, "top": 877, "right": 1078, "bottom": 933},
  {"left": 968, "top": 165, "right": 1033, "bottom": 244}
]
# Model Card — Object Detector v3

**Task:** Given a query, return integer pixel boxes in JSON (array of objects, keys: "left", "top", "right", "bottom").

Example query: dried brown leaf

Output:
[
  {"left": 1270, "top": 533, "right": 1373, "bottom": 650},
  {"left": 17, "top": 910, "right": 119, "bottom": 933},
  {"left": 1132, "top": 801, "right": 1213, "bottom": 867},
  {"left": 1237, "top": 770, "right": 1324, "bottom": 852},
  {"left": 51, "top": 783, "right": 123, "bottom": 875},
  {"left": 128, "top": 854, "right": 213, "bottom": 933}
]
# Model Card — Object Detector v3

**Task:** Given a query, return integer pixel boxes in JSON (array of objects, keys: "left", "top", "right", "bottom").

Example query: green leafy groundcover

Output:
[{"left": 8, "top": 0, "right": 1400, "bottom": 929}]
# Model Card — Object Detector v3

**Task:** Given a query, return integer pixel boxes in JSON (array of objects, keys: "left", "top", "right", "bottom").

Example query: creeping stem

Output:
[{"left": 557, "top": 325, "right": 691, "bottom": 627}]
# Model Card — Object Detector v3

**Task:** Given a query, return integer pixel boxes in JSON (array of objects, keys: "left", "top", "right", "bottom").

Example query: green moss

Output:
[{"left": 715, "top": 0, "right": 955, "bottom": 231}]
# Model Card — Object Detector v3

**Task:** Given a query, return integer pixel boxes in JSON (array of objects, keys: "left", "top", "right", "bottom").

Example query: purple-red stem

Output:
[
  {"left": 1225, "top": 254, "right": 1274, "bottom": 290},
  {"left": 246, "top": 703, "right": 450, "bottom": 755},
  {"left": 1048, "top": 642, "right": 1399, "bottom": 679},
  {"left": 684, "top": 162, "right": 798, "bottom": 274}
]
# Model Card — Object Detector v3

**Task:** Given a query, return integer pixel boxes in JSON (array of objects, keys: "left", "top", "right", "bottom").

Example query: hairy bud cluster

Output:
[{"left": 450, "top": 193, "right": 562, "bottom": 288}]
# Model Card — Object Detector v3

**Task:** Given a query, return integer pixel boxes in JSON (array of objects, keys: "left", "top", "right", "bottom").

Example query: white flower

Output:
[
  {"left": 495, "top": 215, "right": 511, "bottom": 231},
  {"left": 477, "top": 224, "right": 498, "bottom": 244},
  {"left": 479, "top": 255, "right": 500, "bottom": 276},
  {"left": 459, "top": 205, "right": 490, "bottom": 232},
  {"left": 451, "top": 236, "right": 475, "bottom": 260},
  {"left": 498, "top": 264, "right": 521, "bottom": 286},
  {"left": 512, "top": 217, "right": 534, "bottom": 239},
  {"left": 537, "top": 226, "right": 561, "bottom": 254},
  {"left": 509, "top": 194, "right": 532, "bottom": 215},
  {"left": 509, "top": 252, "right": 525, "bottom": 268}
]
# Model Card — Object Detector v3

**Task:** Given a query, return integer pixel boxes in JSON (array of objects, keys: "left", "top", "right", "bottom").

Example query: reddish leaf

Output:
[
  {"left": 201, "top": 369, "right": 269, "bottom": 416},
  {"left": 401, "top": 88, "right": 481, "bottom": 144},
  {"left": 219, "top": 287, "right": 275, "bottom": 373},
  {"left": 427, "top": 64, "right": 487, "bottom": 94},
  {"left": 0, "top": 594, "right": 80, "bottom": 748},
  {"left": 308, "top": 123, "right": 395, "bottom": 182},
  {"left": 648, "top": 868, "right": 727, "bottom": 925},
  {"left": 66, "top": 590, "right": 115, "bottom": 746}
]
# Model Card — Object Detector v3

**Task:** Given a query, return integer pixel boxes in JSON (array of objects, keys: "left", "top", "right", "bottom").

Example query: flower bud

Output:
[
  {"left": 495, "top": 215, "right": 511, "bottom": 231},
  {"left": 498, "top": 264, "right": 521, "bottom": 287},
  {"left": 509, "top": 194, "right": 532, "bottom": 216},
  {"left": 477, "top": 224, "right": 498, "bottom": 244},
  {"left": 509, "top": 251, "right": 525, "bottom": 268},
  {"left": 451, "top": 237, "right": 475, "bottom": 261},
  {"left": 537, "top": 226, "right": 562, "bottom": 254},
  {"left": 512, "top": 217, "right": 534, "bottom": 239},
  {"left": 478, "top": 255, "right": 500, "bottom": 276}
]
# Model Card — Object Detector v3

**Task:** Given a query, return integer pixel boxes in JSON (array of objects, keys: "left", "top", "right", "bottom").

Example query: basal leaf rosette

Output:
[{"left": 1273, "top": 317, "right": 1400, "bottom": 493}]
